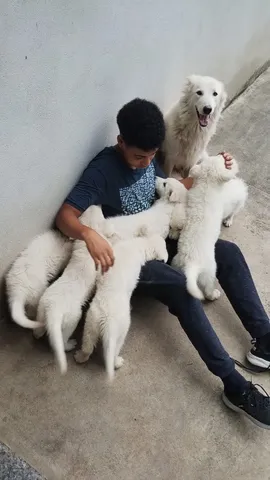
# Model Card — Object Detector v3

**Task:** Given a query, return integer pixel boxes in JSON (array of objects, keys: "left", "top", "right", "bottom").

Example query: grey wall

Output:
[{"left": 1, "top": 0, "right": 270, "bottom": 280}]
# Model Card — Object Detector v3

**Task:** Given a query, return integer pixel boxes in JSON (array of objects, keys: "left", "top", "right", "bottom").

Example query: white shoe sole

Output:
[
  {"left": 246, "top": 351, "right": 270, "bottom": 369},
  {"left": 222, "top": 392, "right": 270, "bottom": 430}
]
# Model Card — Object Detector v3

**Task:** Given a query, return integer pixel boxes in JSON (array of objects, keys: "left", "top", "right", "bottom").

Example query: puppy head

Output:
[
  {"left": 155, "top": 177, "right": 187, "bottom": 203},
  {"left": 184, "top": 75, "right": 227, "bottom": 128},
  {"left": 190, "top": 155, "right": 238, "bottom": 183},
  {"left": 145, "top": 235, "right": 168, "bottom": 263}
]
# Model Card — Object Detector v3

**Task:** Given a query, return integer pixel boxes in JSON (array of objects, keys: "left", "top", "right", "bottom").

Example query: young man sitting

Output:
[{"left": 56, "top": 98, "right": 270, "bottom": 429}]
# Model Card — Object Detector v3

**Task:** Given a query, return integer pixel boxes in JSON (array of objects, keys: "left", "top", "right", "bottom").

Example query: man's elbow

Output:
[{"left": 55, "top": 206, "right": 64, "bottom": 231}]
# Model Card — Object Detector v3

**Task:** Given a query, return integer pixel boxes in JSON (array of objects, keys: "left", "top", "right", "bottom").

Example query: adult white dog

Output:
[
  {"left": 171, "top": 155, "right": 246, "bottom": 301},
  {"left": 74, "top": 235, "right": 168, "bottom": 381},
  {"left": 6, "top": 231, "right": 72, "bottom": 329},
  {"left": 162, "top": 75, "right": 227, "bottom": 177},
  {"left": 34, "top": 205, "right": 105, "bottom": 374}
]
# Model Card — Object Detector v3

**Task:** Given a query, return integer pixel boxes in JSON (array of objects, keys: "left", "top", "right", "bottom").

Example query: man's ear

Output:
[{"left": 189, "top": 164, "right": 202, "bottom": 178}]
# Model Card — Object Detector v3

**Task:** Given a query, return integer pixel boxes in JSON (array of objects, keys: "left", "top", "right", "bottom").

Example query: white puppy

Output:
[
  {"left": 155, "top": 177, "right": 187, "bottom": 239},
  {"left": 104, "top": 176, "right": 187, "bottom": 243},
  {"left": 162, "top": 75, "right": 227, "bottom": 177},
  {"left": 172, "top": 155, "right": 239, "bottom": 301},
  {"left": 34, "top": 206, "right": 105, "bottom": 374},
  {"left": 74, "top": 235, "right": 168, "bottom": 381},
  {"left": 6, "top": 231, "right": 72, "bottom": 329}
]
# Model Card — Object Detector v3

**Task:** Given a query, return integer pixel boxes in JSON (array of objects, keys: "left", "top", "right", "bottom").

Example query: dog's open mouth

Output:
[{"left": 196, "top": 108, "right": 210, "bottom": 127}]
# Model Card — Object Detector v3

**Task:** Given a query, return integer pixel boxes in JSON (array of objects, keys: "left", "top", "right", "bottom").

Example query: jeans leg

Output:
[
  {"left": 215, "top": 240, "right": 270, "bottom": 338},
  {"left": 137, "top": 260, "right": 235, "bottom": 378}
]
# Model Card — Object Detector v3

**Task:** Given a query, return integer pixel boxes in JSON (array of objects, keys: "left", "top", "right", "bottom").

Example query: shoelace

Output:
[{"left": 244, "top": 383, "right": 270, "bottom": 408}]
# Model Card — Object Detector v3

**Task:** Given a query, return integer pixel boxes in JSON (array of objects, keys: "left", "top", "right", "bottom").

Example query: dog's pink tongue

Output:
[{"left": 199, "top": 114, "right": 208, "bottom": 126}]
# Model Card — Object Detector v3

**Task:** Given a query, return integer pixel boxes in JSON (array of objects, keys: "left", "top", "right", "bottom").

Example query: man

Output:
[{"left": 56, "top": 98, "right": 270, "bottom": 429}]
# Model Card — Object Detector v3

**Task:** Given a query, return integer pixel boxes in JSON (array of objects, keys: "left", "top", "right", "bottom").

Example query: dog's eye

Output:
[
  {"left": 163, "top": 182, "right": 166, "bottom": 187},
  {"left": 213, "top": 91, "right": 218, "bottom": 96},
  {"left": 196, "top": 90, "right": 203, "bottom": 96}
]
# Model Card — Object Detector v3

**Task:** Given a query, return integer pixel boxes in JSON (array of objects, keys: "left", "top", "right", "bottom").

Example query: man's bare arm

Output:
[{"left": 56, "top": 203, "right": 114, "bottom": 272}]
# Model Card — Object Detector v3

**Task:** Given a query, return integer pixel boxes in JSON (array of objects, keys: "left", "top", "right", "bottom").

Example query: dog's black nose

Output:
[{"left": 203, "top": 106, "right": 212, "bottom": 115}]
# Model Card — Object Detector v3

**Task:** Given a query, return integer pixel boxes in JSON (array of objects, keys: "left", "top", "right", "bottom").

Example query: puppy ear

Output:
[
  {"left": 189, "top": 164, "right": 202, "bottom": 178},
  {"left": 169, "top": 190, "right": 179, "bottom": 202}
]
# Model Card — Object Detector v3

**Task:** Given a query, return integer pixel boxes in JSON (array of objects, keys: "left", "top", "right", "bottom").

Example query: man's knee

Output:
[
  {"left": 139, "top": 260, "right": 187, "bottom": 288},
  {"left": 216, "top": 240, "right": 243, "bottom": 272}
]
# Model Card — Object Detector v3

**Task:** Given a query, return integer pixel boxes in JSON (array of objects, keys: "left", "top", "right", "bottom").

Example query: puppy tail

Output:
[
  {"left": 10, "top": 299, "right": 43, "bottom": 329},
  {"left": 185, "top": 264, "right": 204, "bottom": 300},
  {"left": 47, "top": 313, "right": 67, "bottom": 375},
  {"left": 103, "top": 333, "right": 116, "bottom": 382}
]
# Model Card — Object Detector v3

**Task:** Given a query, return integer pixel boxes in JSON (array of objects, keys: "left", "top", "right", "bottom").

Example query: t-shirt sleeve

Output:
[
  {"left": 65, "top": 162, "right": 107, "bottom": 212},
  {"left": 153, "top": 158, "right": 167, "bottom": 179}
]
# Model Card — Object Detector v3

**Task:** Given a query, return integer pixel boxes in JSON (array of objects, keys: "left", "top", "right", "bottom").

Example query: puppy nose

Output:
[{"left": 203, "top": 106, "right": 212, "bottom": 115}]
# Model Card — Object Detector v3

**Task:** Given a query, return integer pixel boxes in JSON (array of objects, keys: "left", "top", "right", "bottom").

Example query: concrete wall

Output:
[{"left": 1, "top": 0, "right": 270, "bottom": 280}]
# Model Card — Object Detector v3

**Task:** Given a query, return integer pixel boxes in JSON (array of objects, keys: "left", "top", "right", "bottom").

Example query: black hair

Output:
[{"left": 116, "top": 98, "right": 165, "bottom": 151}]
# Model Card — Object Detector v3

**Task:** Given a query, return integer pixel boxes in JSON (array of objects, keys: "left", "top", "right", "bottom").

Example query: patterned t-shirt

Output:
[{"left": 65, "top": 146, "right": 165, "bottom": 217}]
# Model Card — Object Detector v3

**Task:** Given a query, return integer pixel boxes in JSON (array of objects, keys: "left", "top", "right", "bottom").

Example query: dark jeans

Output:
[{"left": 136, "top": 239, "right": 270, "bottom": 378}]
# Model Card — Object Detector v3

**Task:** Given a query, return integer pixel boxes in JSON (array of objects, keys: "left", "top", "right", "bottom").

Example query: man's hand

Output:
[
  {"left": 220, "top": 151, "right": 233, "bottom": 169},
  {"left": 82, "top": 227, "right": 114, "bottom": 273}
]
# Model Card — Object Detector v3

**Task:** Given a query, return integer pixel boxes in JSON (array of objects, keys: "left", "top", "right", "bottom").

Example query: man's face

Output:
[{"left": 117, "top": 136, "right": 158, "bottom": 169}]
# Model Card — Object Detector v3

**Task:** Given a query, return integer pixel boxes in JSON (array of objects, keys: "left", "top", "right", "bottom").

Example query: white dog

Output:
[
  {"left": 74, "top": 235, "right": 168, "bottom": 381},
  {"left": 34, "top": 206, "right": 105, "bottom": 374},
  {"left": 171, "top": 155, "right": 241, "bottom": 301},
  {"left": 162, "top": 75, "right": 227, "bottom": 177},
  {"left": 6, "top": 231, "right": 72, "bottom": 329}
]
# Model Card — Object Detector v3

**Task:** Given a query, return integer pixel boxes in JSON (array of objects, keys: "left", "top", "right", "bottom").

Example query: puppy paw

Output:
[
  {"left": 64, "top": 339, "right": 77, "bottom": 352},
  {"left": 206, "top": 289, "right": 221, "bottom": 301},
  {"left": 114, "top": 356, "right": 124, "bottom": 369},
  {"left": 74, "top": 350, "right": 90, "bottom": 364},
  {"left": 223, "top": 217, "right": 233, "bottom": 227}
]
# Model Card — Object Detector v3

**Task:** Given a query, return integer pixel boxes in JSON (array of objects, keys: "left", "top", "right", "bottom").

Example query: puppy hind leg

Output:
[
  {"left": 74, "top": 307, "right": 99, "bottom": 363},
  {"left": 114, "top": 316, "right": 130, "bottom": 370},
  {"left": 199, "top": 270, "right": 220, "bottom": 301},
  {"left": 62, "top": 313, "right": 80, "bottom": 352}
]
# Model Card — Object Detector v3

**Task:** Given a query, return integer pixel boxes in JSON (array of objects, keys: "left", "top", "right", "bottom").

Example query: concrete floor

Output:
[{"left": 1, "top": 69, "right": 270, "bottom": 480}]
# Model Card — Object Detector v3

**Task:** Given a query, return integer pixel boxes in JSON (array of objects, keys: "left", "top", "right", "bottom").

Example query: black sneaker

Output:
[
  {"left": 246, "top": 336, "right": 270, "bottom": 369},
  {"left": 222, "top": 382, "right": 270, "bottom": 429}
]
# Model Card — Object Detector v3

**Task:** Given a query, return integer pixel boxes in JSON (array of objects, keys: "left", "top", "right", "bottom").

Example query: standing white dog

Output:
[
  {"left": 172, "top": 155, "right": 242, "bottom": 301},
  {"left": 162, "top": 75, "right": 227, "bottom": 177},
  {"left": 34, "top": 206, "right": 105, "bottom": 374},
  {"left": 74, "top": 235, "right": 168, "bottom": 381},
  {"left": 6, "top": 231, "right": 72, "bottom": 329}
]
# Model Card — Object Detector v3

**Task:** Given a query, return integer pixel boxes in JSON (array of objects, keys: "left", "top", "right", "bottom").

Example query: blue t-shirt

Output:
[{"left": 65, "top": 146, "right": 166, "bottom": 217}]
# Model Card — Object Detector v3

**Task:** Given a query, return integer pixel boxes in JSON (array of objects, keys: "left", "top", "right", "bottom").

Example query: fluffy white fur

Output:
[
  {"left": 74, "top": 235, "right": 168, "bottom": 381},
  {"left": 103, "top": 176, "right": 187, "bottom": 243},
  {"left": 34, "top": 206, "right": 105, "bottom": 374},
  {"left": 162, "top": 75, "right": 227, "bottom": 177},
  {"left": 6, "top": 231, "right": 72, "bottom": 329},
  {"left": 155, "top": 176, "right": 187, "bottom": 239},
  {"left": 221, "top": 178, "right": 248, "bottom": 227},
  {"left": 171, "top": 155, "right": 243, "bottom": 300}
]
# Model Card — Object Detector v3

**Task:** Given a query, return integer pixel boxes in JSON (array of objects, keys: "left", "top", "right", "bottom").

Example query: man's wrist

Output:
[{"left": 81, "top": 225, "right": 93, "bottom": 241}]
